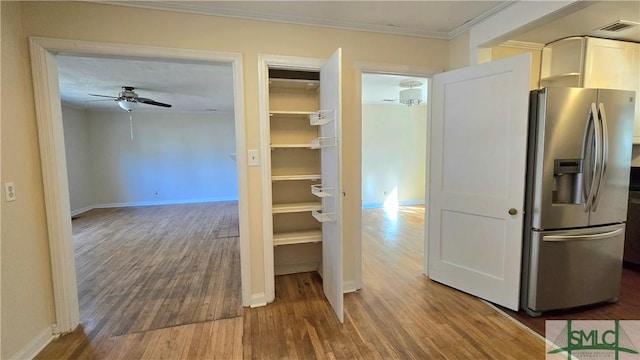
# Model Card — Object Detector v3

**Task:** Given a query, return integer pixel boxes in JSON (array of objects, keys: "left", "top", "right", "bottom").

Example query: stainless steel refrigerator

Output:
[{"left": 521, "top": 87, "right": 636, "bottom": 316}]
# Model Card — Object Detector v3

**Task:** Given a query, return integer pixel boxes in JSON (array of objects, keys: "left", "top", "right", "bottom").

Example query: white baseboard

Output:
[
  {"left": 343, "top": 280, "right": 360, "bottom": 293},
  {"left": 70, "top": 198, "right": 238, "bottom": 216},
  {"left": 400, "top": 200, "right": 425, "bottom": 206},
  {"left": 96, "top": 197, "right": 238, "bottom": 209},
  {"left": 70, "top": 205, "right": 94, "bottom": 217},
  {"left": 10, "top": 326, "right": 55, "bottom": 360},
  {"left": 361, "top": 202, "right": 384, "bottom": 209},
  {"left": 362, "top": 200, "right": 425, "bottom": 209},
  {"left": 250, "top": 292, "right": 267, "bottom": 308},
  {"left": 83, "top": 197, "right": 238, "bottom": 210}
]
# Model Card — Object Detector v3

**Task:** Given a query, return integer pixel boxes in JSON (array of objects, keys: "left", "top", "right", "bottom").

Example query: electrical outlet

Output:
[{"left": 5, "top": 182, "right": 16, "bottom": 202}]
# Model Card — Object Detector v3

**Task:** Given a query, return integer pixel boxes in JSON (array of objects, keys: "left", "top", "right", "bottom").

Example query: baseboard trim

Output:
[
  {"left": 399, "top": 200, "right": 425, "bottom": 206},
  {"left": 250, "top": 292, "right": 267, "bottom": 308},
  {"left": 361, "top": 202, "right": 383, "bottom": 209},
  {"left": 10, "top": 326, "right": 56, "bottom": 360},
  {"left": 274, "top": 262, "right": 319, "bottom": 276},
  {"left": 70, "top": 205, "right": 94, "bottom": 217},
  {"left": 362, "top": 200, "right": 425, "bottom": 209},
  {"left": 96, "top": 197, "right": 238, "bottom": 209},
  {"left": 70, "top": 198, "right": 239, "bottom": 216},
  {"left": 343, "top": 280, "right": 359, "bottom": 293}
]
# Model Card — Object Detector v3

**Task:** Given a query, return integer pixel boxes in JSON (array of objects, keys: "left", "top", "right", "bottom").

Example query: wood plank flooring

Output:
[
  {"left": 243, "top": 206, "right": 544, "bottom": 359},
  {"left": 38, "top": 204, "right": 548, "bottom": 359},
  {"left": 36, "top": 202, "right": 242, "bottom": 359}
]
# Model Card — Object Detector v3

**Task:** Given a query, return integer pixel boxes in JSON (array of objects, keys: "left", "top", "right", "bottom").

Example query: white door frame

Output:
[
  {"left": 29, "top": 37, "right": 251, "bottom": 334},
  {"left": 257, "top": 54, "right": 325, "bottom": 304},
  {"left": 354, "top": 62, "right": 442, "bottom": 287}
]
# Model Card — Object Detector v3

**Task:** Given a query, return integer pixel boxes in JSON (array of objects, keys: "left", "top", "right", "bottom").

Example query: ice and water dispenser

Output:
[{"left": 552, "top": 159, "right": 584, "bottom": 204}]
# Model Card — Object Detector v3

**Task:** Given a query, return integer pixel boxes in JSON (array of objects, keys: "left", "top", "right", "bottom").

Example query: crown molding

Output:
[
  {"left": 97, "top": 1, "right": 517, "bottom": 40},
  {"left": 499, "top": 40, "right": 545, "bottom": 50},
  {"left": 448, "top": 0, "right": 517, "bottom": 39}
]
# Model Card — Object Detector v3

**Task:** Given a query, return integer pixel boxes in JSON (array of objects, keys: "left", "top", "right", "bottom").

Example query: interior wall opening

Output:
[
  {"left": 360, "top": 72, "right": 429, "bottom": 283},
  {"left": 54, "top": 51, "right": 243, "bottom": 335}
]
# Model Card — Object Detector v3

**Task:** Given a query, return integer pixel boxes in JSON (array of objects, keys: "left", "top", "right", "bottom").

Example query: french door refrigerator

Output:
[{"left": 521, "top": 87, "right": 636, "bottom": 316}]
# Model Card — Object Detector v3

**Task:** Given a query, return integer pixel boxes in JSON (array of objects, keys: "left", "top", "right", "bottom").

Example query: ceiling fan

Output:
[{"left": 88, "top": 86, "right": 172, "bottom": 112}]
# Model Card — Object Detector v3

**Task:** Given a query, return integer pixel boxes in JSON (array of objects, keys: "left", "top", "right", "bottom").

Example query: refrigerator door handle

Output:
[
  {"left": 581, "top": 105, "right": 592, "bottom": 211},
  {"left": 543, "top": 228, "right": 623, "bottom": 242},
  {"left": 591, "top": 103, "right": 609, "bottom": 211},
  {"left": 582, "top": 103, "right": 600, "bottom": 212}
]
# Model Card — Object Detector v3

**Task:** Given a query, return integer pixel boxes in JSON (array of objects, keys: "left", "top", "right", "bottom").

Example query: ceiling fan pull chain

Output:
[{"left": 130, "top": 113, "right": 134, "bottom": 141}]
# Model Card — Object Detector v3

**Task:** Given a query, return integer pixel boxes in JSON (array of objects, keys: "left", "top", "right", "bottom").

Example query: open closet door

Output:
[
  {"left": 428, "top": 54, "right": 531, "bottom": 310},
  {"left": 320, "top": 48, "right": 344, "bottom": 323}
]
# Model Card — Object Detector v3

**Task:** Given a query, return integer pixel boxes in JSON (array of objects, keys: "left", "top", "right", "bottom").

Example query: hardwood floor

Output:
[
  {"left": 243, "top": 206, "right": 544, "bottom": 359},
  {"left": 36, "top": 202, "right": 242, "bottom": 359},
  {"left": 35, "top": 317, "right": 243, "bottom": 360},
  {"left": 38, "top": 204, "right": 546, "bottom": 359}
]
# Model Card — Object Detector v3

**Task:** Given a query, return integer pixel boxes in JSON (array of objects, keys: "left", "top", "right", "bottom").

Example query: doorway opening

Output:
[
  {"left": 360, "top": 72, "right": 429, "bottom": 288},
  {"left": 56, "top": 54, "right": 243, "bottom": 336},
  {"left": 29, "top": 38, "right": 250, "bottom": 334}
]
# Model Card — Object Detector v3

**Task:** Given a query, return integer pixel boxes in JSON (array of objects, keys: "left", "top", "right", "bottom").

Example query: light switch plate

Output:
[{"left": 248, "top": 149, "right": 259, "bottom": 166}]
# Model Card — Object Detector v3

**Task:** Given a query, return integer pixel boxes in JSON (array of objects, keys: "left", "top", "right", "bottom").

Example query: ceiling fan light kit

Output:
[
  {"left": 89, "top": 86, "right": 172, "bottom": 112},
  {"left": 118, "top": 98, "right": 139, "bottom": 112}
]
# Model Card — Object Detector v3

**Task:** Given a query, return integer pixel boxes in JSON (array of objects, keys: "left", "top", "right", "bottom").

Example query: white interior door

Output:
[
  {"left": 428, "top": 54, "right": 531, "bottom": 310},
  {"left": 320, "top": 48, "right": 344, "bottom": 323}
]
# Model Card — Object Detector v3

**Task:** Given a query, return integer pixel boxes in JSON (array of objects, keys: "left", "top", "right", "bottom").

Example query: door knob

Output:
[{"left": 508, "top": 208, "right": 518, "bottom": 215}]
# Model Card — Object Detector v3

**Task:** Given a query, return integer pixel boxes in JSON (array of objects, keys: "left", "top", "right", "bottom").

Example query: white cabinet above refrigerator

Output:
[{"left": 540, "top": 37, "right": 640, "bottom": 144}]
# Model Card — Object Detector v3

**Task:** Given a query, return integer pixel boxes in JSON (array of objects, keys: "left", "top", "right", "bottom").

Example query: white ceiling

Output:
[
  {"left": 362, "top": 74, "right": 428, "bottom": 105},
  {"left": 57, "top": 55, "right": 234, "bottom": 112},
  {"left": 60, "top": 1, "right": 640, "bottom": 112},
  {"left": 118, "top": 0, "right": 640, "bottom": 42},
  {"left": 512, "top": 1, "right": 640, "bottom": 44}
]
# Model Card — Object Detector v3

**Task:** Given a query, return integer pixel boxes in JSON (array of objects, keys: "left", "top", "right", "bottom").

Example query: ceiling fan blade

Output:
[
  {"left": 137, "top": 97, "right": 172, "bottom": 108},
  {"left": 88, "top": 94, "right": 118, "bottom": 99},
  {"left": 84, "top": 98, "right": 117, "bottom": 102}
]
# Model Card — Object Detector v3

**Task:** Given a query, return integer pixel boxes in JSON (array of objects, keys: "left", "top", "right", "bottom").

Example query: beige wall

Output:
[
  {"left": 1, "top": 2, "right": 56, "bottom": 358},
  {"left": 448, "top": 31, "right": 471, "bottom": 70},
  {"left": 362, "top": 104, "right": 427, "bottom": 207},
  {"left": 449, "top": 31, "right": 543, "bottom": 89},
  {"left": 491, "top": 45, "right": 542, "bottom": 90},
  {"left": 3, "top": 1, "right": 449, "bottom": 356}
]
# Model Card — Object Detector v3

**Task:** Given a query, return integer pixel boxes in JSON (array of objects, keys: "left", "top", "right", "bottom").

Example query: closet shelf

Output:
[
  {"left": 270, "top": 111, "right": 317, "bottom": 117},
  {"left": 272, "top": 174, "right": 322, "bottom": 181},
  {"left": 273, "top": 230, "right": 322, "bottom": 246},
  {"left": 269, "top": 78, "right": 319, "bottom": 92},
  {"left": 272, "top": 202, "right": 322, "bottom": 214},
  {"left": 271, "top": 143, "right": 313, "bottom": 149}
]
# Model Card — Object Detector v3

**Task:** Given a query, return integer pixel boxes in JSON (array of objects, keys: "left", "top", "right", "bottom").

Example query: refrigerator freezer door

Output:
[
  {"left": 529, "top": 88, "right": 596, "bottom": 229},
  {"left": 588, "top": 89, "right": 635, "bottom": 226},
  {"left": 525, "top": 224, "right": 625, "bottom": 314}
]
